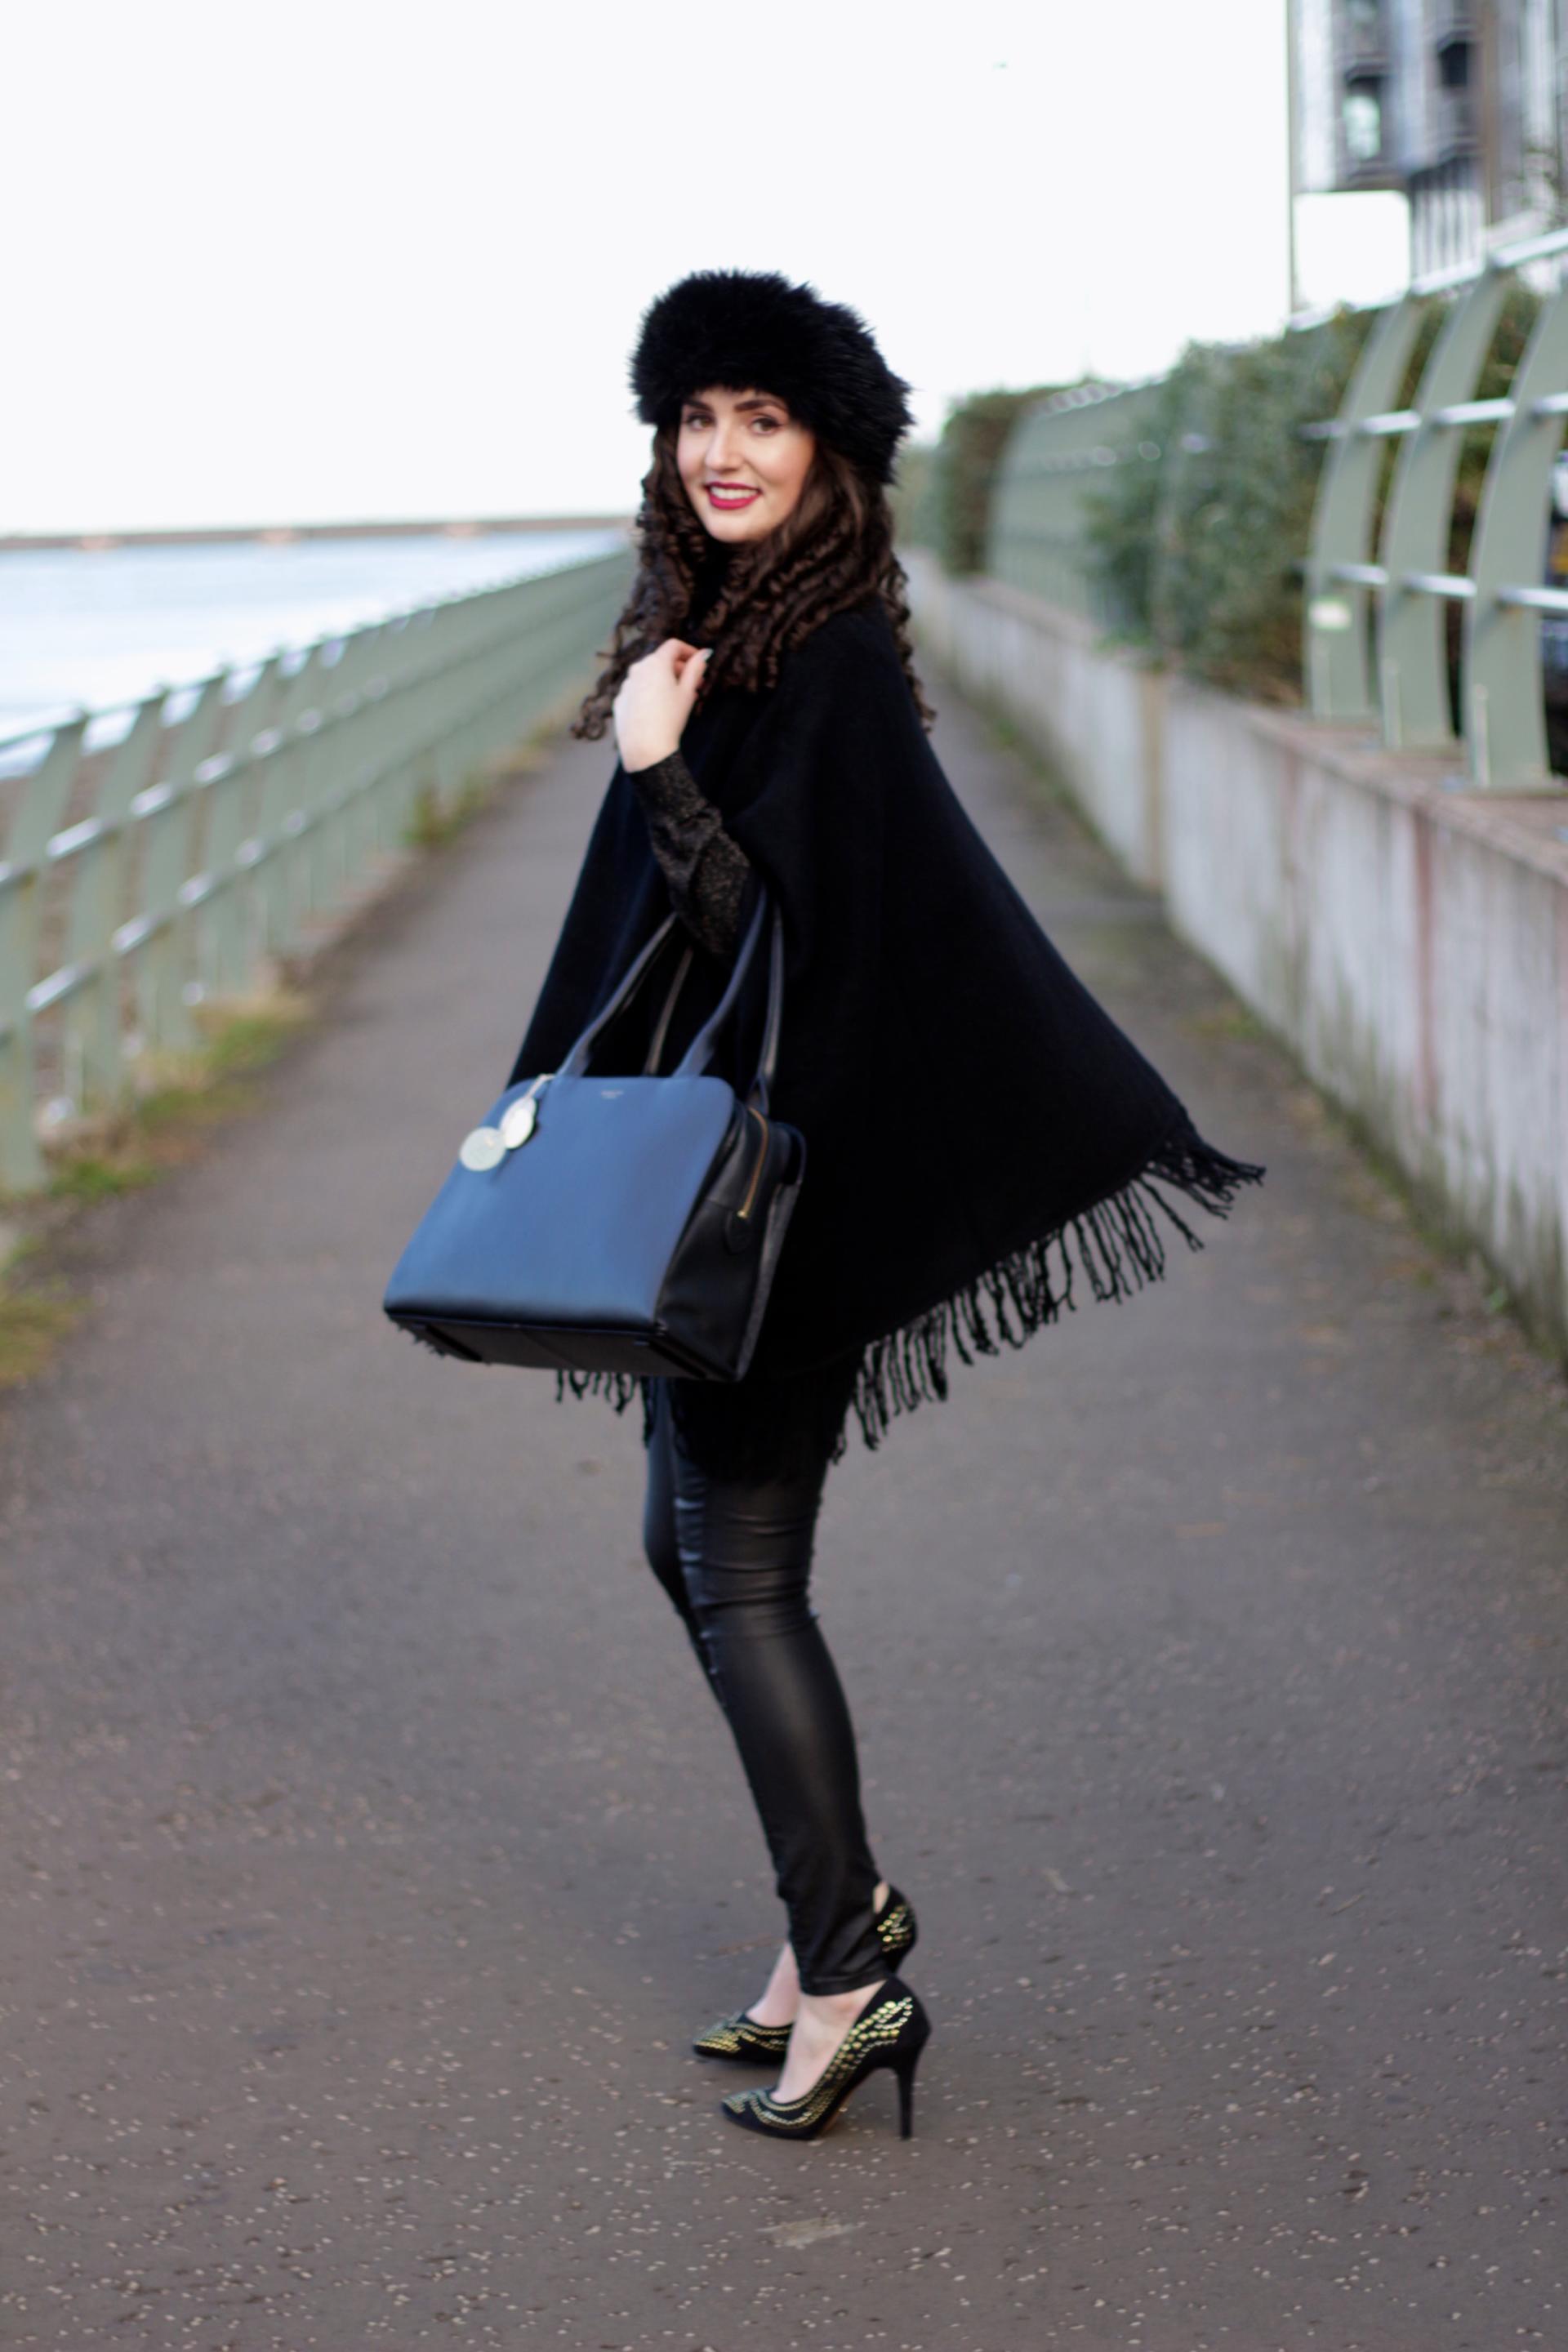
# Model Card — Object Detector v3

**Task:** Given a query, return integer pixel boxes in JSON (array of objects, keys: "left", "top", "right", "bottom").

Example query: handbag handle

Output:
[
  {"left": 671, "top": 884, "right": 783, "bottom": 1114},
  {"left": 557, "top": 909, "right": 684, "bottom": 1079},
  {"left": 557, "top": 883, "right": 784, "bottom": 1111},
  {"left": 644, "top": 940, "right": 694, "bottom": 1075}
]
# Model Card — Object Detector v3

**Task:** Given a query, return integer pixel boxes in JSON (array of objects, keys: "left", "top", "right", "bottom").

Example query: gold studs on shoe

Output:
[
  {"left": 693, "top": 1882, "right": 920, "bottom": 2065},
  {"left": 875, "top": 1882, "right": 917, "bottom": 1966},
  {"left": 719, "top": 1976, "right": 932, "bottom": 2140},
  {"left": 691, "top": 2007, "right": 793, "bottom": 2061}
]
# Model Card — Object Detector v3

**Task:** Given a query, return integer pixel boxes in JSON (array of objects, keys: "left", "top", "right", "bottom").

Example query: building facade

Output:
[{"left": 1291, "top": 0, "right": 1566, "bottom": 278}]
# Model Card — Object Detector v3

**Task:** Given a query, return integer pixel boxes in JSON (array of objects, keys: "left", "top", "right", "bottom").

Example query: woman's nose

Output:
[{"left": 708, "top": 420, "right": 744, "bottom": 469}]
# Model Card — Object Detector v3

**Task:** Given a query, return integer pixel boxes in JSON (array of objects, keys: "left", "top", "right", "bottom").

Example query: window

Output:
[{"left": 1344, "top": 82, "right": 1384, "bottom": 161}]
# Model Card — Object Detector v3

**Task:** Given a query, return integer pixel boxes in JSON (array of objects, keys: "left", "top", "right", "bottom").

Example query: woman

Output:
[{"left": 505, "top": 269, "right": 1267, "bottom": 2141}]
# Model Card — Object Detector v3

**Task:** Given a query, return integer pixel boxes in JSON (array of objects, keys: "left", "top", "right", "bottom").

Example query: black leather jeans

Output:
[{"left": 641, "top": 1380, "right": 888, "bottom": 1995}]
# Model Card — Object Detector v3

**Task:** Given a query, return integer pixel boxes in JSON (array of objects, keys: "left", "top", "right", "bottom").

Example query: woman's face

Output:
[{"left": 675, "top": 384, "right": 817, "bottom": 544}]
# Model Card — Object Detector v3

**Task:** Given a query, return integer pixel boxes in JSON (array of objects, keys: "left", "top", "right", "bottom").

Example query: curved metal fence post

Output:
[
  {"left": 1303, "top": 291, "right": 1424, "bottom": 718},
  {"left": 1464, "top": 276, "right": 1568, "bottom": 791},
  {"left": 1377, "top": 274, "right": 1508, "bottom": 747},
  {"left": 253, "top": 648, "right": 329, "bottom": 960},
  {"left": 198, "top": 657, "right": 281, "bottom": 1000},
  {"left": 62, "top": 693, "right": 166, "bottom": 1111},
  {"left": 323, "top": 629, "right": 384, "bottom": 898},
  {"left": 359, "top": 658, "right": 404, "bottom": 862},
  {"left": 0, "top": 719, "right": 86, "bottom": 1188},
  {"left": 136, "top": 674, "right": 228, "bottom": 1056}
]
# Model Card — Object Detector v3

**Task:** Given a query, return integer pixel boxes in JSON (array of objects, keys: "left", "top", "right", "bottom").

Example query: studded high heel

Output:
[
  {"left": 691, "top": 1881, "right": 919, "bottom": 2063},
  {"left": 719, "top": 1972, "right": 931, "bottom": 2140}
]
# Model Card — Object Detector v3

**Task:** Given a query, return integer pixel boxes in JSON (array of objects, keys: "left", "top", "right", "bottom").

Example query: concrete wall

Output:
[{"left": 905, "top": 553, "right": 1568, "bottom": 1361}]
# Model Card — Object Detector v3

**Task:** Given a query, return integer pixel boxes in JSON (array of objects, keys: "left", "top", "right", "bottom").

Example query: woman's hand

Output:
[{"left": 613, "top": 639, "right": 712, "bottom": 773}]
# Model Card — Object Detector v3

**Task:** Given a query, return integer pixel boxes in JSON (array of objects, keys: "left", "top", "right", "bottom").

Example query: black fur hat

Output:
[{"left": 629, "top": 268, "right": 915, "bottom": 487}]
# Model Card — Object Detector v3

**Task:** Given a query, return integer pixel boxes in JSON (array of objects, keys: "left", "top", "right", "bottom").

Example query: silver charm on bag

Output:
[
  {"left": 458, "top": 1072, "right": 552, "bottom": 1173},
  {"left": 499, "top": 1094, "right": 539, "bottom": 1147},
  {"left": 458, "top": 1125, "right": 505, "bottom": 1172}
]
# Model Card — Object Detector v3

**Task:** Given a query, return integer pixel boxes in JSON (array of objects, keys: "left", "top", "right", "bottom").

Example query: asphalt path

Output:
[{"left": 2, "top": 672, "right": 1565, "bottom": 2350}]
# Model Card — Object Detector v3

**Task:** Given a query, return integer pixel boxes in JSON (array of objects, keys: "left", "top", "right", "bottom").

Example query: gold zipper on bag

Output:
[{"left": 738, "top": 1105, "right": 769, "bottom": 1221}]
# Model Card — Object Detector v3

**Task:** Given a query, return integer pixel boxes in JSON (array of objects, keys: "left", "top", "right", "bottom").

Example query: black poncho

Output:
[{"left": 506, "top": 595, "right": 1266, "bottom": 1478}]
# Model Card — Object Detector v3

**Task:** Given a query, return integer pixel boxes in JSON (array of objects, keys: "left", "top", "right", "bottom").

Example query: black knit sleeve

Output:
[{"left": 626, "top": 746, "right": 752, "bottom": 960}]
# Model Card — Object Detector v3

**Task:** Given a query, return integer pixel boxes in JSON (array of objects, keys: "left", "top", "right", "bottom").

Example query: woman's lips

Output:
[{"left": 706, "top": 484, "right": 760, "bottom": 508}]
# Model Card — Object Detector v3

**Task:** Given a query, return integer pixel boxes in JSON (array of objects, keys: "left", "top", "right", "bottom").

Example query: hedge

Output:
[{"left": 910, "top": 287, "right": 1543, "bottom": 710}]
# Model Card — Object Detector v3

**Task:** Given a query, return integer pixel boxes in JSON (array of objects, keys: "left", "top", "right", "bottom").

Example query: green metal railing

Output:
[
  {"left": 986, "top": 224, "right": 1568, "bottom": 794},
  {"left": 988, "top": 378, "right": 1166, "bottom": 622},
  {"left": 0, "top": 546, "right": 632, "bottom": 1192},
  {"left": 1301, "top": 225, "right": 1568, "bottom": 789}
]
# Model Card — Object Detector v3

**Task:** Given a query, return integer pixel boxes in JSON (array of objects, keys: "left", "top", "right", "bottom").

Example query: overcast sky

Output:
[{"left": 3, "top": 0, "right": 1352, "bottom": 534}]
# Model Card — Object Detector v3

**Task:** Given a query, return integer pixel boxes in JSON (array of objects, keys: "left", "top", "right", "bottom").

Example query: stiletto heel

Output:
[
  {"left": 894, "top": 2047, "right": 918, "bottom": 2138},
  {"left": 719, "top": 1973, "right": 932, "bottom": 2140},
  {"left": 692, "top": 1880, "right": 919, "bottom": 2063}
]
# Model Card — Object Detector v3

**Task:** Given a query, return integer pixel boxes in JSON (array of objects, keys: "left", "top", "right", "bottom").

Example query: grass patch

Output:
[
  {"left": 402, "top": 773, "right": 492, "bottom": 851},
  {"left": 46, "top": 1153, "right": 162, "bottom": 1203},
  {"left": 32, "top": 992, "right": 316, "bottom": 1191},
  {"left": 396, "top": 697, "right": 587, "bottom": 858},
  {"left": 120, "top": 1000, "right": 314, "bottom": 1152},
  {"left": 1185, "top": 999, "right": 1273, "bottom": 1046},
  {"left": 203, "top": 1004, "right": 315, "bottom": 1078},
  {"left": 0, "top": 1283, "right": 85, "bottom": 1390}
]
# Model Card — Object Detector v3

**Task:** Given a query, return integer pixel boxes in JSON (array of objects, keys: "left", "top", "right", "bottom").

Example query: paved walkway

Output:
[{"left": 3, "top": 672, "right": 1565, "bottom": 2350}]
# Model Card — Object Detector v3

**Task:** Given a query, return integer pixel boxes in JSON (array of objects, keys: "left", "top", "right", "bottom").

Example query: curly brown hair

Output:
[{"left": 571, "top": 421, "right": 937, "bottom": 740}]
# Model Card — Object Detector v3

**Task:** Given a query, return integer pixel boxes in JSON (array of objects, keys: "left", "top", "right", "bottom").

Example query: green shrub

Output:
[{"left": 1078, "top": 310, "right": 1372, "bottom": 700}]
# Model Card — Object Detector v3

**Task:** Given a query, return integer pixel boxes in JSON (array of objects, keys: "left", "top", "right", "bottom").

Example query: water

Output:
[{"left": 0, "top": 530, "right": 626, "bottom": 739}]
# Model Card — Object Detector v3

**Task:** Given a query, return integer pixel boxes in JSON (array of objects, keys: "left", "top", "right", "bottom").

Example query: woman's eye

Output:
[{"left": 681, "top": 412, "right": 781, "bottom": 430}]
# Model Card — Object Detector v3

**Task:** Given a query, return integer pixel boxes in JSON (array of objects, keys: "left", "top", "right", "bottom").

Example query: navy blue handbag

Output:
[{"left": 382, "top": 884, "right": 805, "bottom": 1380}]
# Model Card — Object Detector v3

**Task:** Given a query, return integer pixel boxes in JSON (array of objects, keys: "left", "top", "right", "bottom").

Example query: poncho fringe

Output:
[
  {"left": 844, "top": 1102, "right": 1263, "bottom": 1451},
  {"left": 537, "top": 1100, "right": 1265, "bottom": 1464}
]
